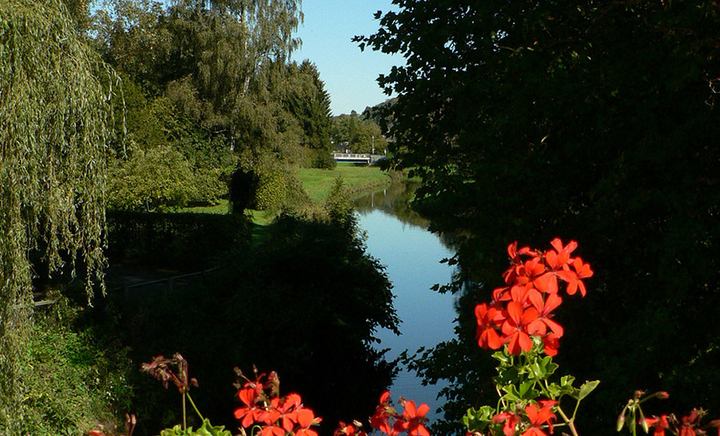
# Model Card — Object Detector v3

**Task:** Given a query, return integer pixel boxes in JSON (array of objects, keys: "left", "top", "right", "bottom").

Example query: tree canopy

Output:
[
  {"left": 0, "top": 0, "right": 113, "bottom": 429},
  {"left": 93, "top": 0, "right": 336, "bottom": 211},
  {"left": 332, "top": 112, "right": 387, "bottom": 154},
  {"left": 360, "top": 0, "right": 720, "bottom": 433}
]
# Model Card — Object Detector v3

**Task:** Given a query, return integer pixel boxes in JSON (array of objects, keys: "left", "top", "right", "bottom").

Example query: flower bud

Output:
[
  {"left": 639, "top": 409, "right": 649, "bottom": 434},
  {"left": 616, "top": 409, "right": 627, "bottom": 432}
]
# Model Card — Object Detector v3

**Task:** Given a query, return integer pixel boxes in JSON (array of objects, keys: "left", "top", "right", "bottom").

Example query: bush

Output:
[
  {"left": 103, "top": 213, "right": 398, "bottom": 435},
  {"left": 312, "top": 150, "right": 337, "bottom": 170},
  {"left": 20, "top": 295, "right": 133, "bottom": 435},
  {"left": 254, "top": 168, "right": 288, "bottom": 211},
  {"left": 106, "top": 211, "right": 251, "bottom": 269}
]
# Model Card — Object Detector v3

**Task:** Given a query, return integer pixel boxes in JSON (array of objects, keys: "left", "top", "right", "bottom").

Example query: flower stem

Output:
[
  {"left": 557, "top": 406, "right": 579, "bottom": 436},
  {"left": 182, "top": 392, "right": 187, "bottom": 430},
  {"left": 186, "top": 392, "right": 205, "bottom": 421}
]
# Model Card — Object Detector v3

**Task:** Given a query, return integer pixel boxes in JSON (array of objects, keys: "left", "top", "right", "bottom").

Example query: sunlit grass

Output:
[
  {"left": 181, "top": 163, "right": 393, "bottom": 223},
  {"left": 181, "top": 199, "right": 230, "bottom": 214},
  {"left": 297, "top": 163, "right": 391, "bottom": 202}
]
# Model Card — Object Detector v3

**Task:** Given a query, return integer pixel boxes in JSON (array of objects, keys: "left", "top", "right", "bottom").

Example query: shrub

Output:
[
  {"left": 106, "top": 211, "right": 251, "bottom": 269},
  {"left": 20, "top": 295, "right": 133, "bottom": 435}
]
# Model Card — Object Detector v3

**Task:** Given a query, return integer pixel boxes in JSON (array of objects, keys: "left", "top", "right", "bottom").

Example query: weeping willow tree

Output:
[{"left": 0, "top": 0, "right": 113, "bottom": 430}]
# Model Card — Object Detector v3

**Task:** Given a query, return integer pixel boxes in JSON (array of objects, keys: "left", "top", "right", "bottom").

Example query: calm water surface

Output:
[{"left": 355, "top": 185, "right": 456, "bottom": 422}]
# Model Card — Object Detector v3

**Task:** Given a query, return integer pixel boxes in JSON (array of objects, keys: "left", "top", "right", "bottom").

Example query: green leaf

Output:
[
  {"left": 501, "top": 384, "right": 522, "bottom": 402},
  {"left": 463, "top": 406, "right": 495, "bottom": 432},
  {"left": 492, "top": 351, "right": 512, "bottom": 366},
  {"left": 519, "top": 380, "right": 539, "bottom": 399},
  {"left": 546, "top": 382, "right": 563, "bottom": 398},
  {"left": 543, "top": 357, "right": 559, "bottom": 376},
  {"left": 529, "top": 361, "right": 545, "bottom": 379},
  {"left": 579, "top": 380, "right": 600, "bottom": 400},
  {"left": 560, "top": 375, "right": 576, "bottom": 388},
  {"left": 570, "top": 380, "right": 600, "bottom": 400},
  {"left": 495, "top": 366, "right": 520, "bottom": 385}
]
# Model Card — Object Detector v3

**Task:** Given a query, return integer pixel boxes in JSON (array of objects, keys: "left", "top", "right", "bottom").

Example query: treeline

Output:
[
  {"left": 87, "top": 0, "right": 335, "bottom": 212},
  {"left": 331, "top": 111, "right": 388, "bottom": 154}
]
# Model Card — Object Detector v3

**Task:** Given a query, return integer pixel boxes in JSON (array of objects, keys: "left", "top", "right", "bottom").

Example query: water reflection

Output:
[
  {"left": 355, "top": 182, "right": 430, "bottom": 229},
  {"left": 355, "top": 183, "right": 456, "bottom": 423}
]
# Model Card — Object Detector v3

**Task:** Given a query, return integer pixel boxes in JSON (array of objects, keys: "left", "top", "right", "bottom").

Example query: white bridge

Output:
[{"left": 331, "top": 152, "right": 385, "bottom": 165}]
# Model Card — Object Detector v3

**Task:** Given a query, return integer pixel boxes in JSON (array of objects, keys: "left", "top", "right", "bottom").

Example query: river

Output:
[{"left": 354, "top": 184, "right": 457, "bottom": 422}]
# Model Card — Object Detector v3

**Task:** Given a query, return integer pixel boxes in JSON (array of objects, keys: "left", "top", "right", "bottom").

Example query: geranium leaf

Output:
[{"left": 577, "top": 380, "right": 600, "bottom": 400}]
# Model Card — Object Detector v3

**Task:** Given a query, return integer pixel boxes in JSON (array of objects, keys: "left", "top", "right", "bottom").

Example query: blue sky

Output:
[{"left": 291, "top": 1, "right": 402, "bottom": 116}]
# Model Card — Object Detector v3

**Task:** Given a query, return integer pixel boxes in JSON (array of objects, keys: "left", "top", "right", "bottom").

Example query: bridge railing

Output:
[{"left": 331, "top": 153, "right": 385, "bottom": 164}]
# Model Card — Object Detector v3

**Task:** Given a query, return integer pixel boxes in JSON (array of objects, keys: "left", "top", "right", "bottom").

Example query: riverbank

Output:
[{"left": 296, "top": 163, "right": 397, "bottom": 202}]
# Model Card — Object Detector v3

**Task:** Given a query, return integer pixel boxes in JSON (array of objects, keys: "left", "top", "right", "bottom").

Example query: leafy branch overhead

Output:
[{"left": 358, "top": 0, "right": 720, "bottom": 433}]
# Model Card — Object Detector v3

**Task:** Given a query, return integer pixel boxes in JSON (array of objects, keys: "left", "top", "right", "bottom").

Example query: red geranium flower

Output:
[
  {"left": 502, "top": 301, "right": 539, "bottom": 354},
  {"left": 542, "top": 333, "right": 561, "bottom": 356},
  {"left": 395, "top": 400, "right": 430, "bottom": 436},
  {"left": 234, "top": 386, "right": 263, "bottom": 428},
  {"left": 678, "top": 416, "right": 698, "bottom": 436},
  {"left": 548, "top": 239, "right": 577, "bottom": 269},
  {"left": 493, "top": 411, "right": 521, "bottom": 436},
  {"left": 564, "top": 257, "right": 593, "bottom": 296},
  {"left": 645, "top": 415, "right": 670, "bottom": 436},
  {"left": 295, "top": 407, "right": 322, "bottom": 436},
  {"left": 521, "top": 403, "right": 556, "bottom": 436},
  {"left": 476, "top": 303, "right": 504, "bottom": 349},
  {"left": 527, "top": 290, "right": 564, "bottom": 338},
  {"left": 258, "top": 423, "right": 285, "bottom": 436},
  {"left": 372, "top": 391, "right": 398, "bottom": 435},
  {"left": 335, "top": 421, "right": 367, "bottom": 436}
]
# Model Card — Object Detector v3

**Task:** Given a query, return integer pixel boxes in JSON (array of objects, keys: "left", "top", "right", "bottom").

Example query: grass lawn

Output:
[
  {"left": 296, "top": 163, "right": 391, "bottom": 203},
  {"left": 181, "top": 199, "right": 231, "bottom": 214},
  {"left": 180, "top": 163, "right": 393, "bottom": 221}
]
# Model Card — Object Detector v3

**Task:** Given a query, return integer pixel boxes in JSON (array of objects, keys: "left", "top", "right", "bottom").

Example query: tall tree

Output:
[
  {"left": 94, "top": 0, "right": 303, "bottom": 146},
  {"left": 279, "top": 61, "right": 335, "bottom": 167},
  {"left": 360, "top": 0, "right": 720, "bottom": 434},
  {"left": 0, "top": 0, "right": 113, "bottom": 429},
  {"left": 93, "top": 0, "right": 309, "bottom": 211}
]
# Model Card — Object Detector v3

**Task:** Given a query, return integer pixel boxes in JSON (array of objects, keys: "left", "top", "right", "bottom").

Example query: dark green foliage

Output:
[
  {"left": 360, "top": 0, "right": 720, "bottom": 434},
  {"left": 228, "top": 165, "right": 310, "bottom": 213},
  {"left": 107, "top": 146, "right": 204, "bottom": 211},
  {"left": 254, "top": 167, "right": 288, "bottom": 211},
  {"left": 1, "top": 0, "right": 114, "bottom": 428},
  {"left": 362, "top": 99, "right": 396, "bottom": 136},
  {"left": 100, "top": 214, "right": 399, "bottom": 436},
  {"left": 278, "top": 61, "right": 335, "bottom": 163},
  {"left": 229, "top": 168, "right": 258, "bottom": 213},
  {"left": 94, "top": 0, "right": 335, "bottom": 209},
  {"left": 106, "top": 211, "right": 251, "bottom": 269},
  {"left": 106, "top": 73, "right": 233, "bottom": 211},
  {"left": 21, "top": 295, "right": 134, "bottom": 435},
  {"left": 324, "top": 177, "right": 353, "bottom": 222},
  {"left": 312, "top": 149, "right": 337, "bottom": 169},
  {"left": 331, "top": 113, "right": 387, "bottom": 154}
]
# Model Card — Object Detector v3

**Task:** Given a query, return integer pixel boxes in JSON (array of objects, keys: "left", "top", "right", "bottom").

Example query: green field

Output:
[
  {"left": 296, "top": 163, "right": 391, "bottom": 202},
  {"left": 181, "top": 163, "right": 392, "bottom": 217}
]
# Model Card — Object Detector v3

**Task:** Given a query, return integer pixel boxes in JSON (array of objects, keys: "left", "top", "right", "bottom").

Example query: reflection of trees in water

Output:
[
  {"left": 355, "top": 181, "right": 455, "bottom": 250},
  {"left": 355, "top": 181, "right": 427, "bottom": 227}
]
